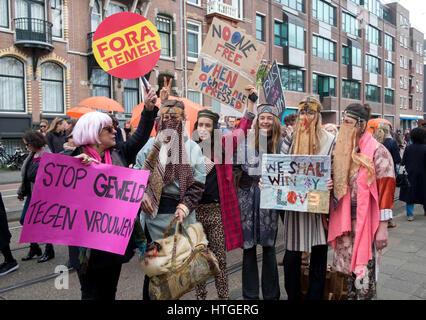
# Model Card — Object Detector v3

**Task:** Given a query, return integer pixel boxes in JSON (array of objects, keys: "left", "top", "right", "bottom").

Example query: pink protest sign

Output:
[{"left": 19, "top": 153, "right": 149, "bottom": 255}]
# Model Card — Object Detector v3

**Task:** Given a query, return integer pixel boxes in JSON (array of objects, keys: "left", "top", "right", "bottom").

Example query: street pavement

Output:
[{"left": 1, "top": 169, "right": 426, "bottom": 300}]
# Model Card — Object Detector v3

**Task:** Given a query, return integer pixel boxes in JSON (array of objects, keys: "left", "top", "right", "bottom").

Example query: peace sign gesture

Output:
[{"left": 160, "top": 76, "right": 173, "bottom": 102}]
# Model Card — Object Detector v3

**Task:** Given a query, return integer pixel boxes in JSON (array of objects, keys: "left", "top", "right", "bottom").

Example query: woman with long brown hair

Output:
[{"left": 236, "top": 104, "right": 284, "bottom": 300}]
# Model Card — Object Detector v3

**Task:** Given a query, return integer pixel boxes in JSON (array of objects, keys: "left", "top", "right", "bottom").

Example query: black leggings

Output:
[
  {"left": 77, "top": 264, "right": 122, "bottom": 300},
  {"left": 283, "top": 245, "right": 328, "bottom": 300}
]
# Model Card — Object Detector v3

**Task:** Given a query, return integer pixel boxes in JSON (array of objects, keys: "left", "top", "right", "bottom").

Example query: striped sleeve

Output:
[{"left": 374, "top": 143, "right": 396, "bottom": 221}]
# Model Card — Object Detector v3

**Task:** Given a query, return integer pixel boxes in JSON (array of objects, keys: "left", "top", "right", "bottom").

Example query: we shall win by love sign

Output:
[
  {"left": 19, "top": 153, "right": 149, "bottom": 255},
  {"left": 260, "top": 154, "right": 331, "bottom": 214}
]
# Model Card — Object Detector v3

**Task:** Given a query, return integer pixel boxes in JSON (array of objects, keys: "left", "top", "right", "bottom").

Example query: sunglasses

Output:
[
  {"left": 40, "top": 125, "right": 46, "bottom": 128},
  {"left": 101, "top": 125, "right": 115, "bottom": 134}
]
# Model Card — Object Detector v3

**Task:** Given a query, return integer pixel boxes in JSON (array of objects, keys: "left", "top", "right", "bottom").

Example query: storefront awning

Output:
[{"left": 400, "top": 114, "right": 424, "bottom": 120}]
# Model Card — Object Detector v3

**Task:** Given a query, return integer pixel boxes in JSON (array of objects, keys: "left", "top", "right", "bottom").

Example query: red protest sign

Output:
[{"left": 92, "top": 12, "right": 161, "bottom": 79}]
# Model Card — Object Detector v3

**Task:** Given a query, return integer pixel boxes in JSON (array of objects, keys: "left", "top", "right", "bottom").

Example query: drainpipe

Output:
[
  {"left": 183, "top": 0, "right": 188, "bottom": 98},
  {"left": 338, "top": 0, "right": 341, "bottom": 124}
]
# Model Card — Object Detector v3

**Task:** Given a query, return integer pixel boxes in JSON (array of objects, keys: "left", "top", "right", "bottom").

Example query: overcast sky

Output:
[{"left": 383, "top": 0, "right": 426, "bottom": 36}]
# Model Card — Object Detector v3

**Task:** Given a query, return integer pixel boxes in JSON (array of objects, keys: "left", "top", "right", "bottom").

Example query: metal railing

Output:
[
  {"left": 13, "top": 17, "right": 53, "bottom": 48},
  {"left": 206, "top": 0, "right": 239, "bottom": 20},
  {"left": 87, "top": 32, "right": 95, "bottom": 53}
]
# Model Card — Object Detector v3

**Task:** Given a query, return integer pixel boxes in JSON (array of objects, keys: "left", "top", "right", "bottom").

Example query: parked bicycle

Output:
[{"left": 0, "top": 144, "right": 28, "bottom": 170}]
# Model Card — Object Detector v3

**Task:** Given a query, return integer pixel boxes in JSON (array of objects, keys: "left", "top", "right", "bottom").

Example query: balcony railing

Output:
[
  {"left": 88, "top": 32, "right": 95, "bottom": 53},
  {"left": 206, "top": 0, "right": 239, "bottom": 20},
  {"left": 13, "top": 17, "right": 53, "bottom": 50}
]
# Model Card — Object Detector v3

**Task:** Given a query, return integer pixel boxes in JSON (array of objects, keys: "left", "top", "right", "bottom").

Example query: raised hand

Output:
[
  {"left": 160, "top": 76, "right": 173, "bottom": 102},
  {"left": 144, "top": 89, "right": 158, "bottom": 111}
]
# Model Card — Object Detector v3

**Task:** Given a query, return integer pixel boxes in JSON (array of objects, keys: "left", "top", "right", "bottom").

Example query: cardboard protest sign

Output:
[
  {"left": 92, "top": 12, "right": 161, "bottom": 79},
  {"left": 260, "top": 154, "right": 331, "bottom": 214},
  {"left": 262, "top": 60, "right": 286, "bottom": 124},
  {"left": 19, "top": 153, "right": 149, "bottom": 255},
  {"left": 189, "top": 17, "right": 265, "bottom": 112}
]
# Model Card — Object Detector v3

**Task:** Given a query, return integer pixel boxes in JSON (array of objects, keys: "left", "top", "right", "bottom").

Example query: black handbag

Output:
[{"left": 396, "top": 168, "right": 409, "bottom": 188}]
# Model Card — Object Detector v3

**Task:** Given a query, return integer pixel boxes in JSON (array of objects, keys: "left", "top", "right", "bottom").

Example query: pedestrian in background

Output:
[
  {"left": 0, "top": 192, "right": 19, "bottom": 276},
  {"left": 399, "top": 127, "right": 426, "bottom": 221},
  {"left": 46, "top": 117, "right": 67, "bottom": 153},
  {"left": 18, "top": 131, "right": 53, "bottom": 263},
  {"left": 38, "top": 119, "right": 49, "bottom": 137},
  {"left": 373, "top": 122, "right": 400, "bottom": 228}
]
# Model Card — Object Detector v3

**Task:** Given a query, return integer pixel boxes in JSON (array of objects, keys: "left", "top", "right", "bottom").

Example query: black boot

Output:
[
  {"left": 38, "top": 245, "right": 55, "bottom": 263},
  {"left": 22, "top": 243, "right": 42, "bottom": 261}
]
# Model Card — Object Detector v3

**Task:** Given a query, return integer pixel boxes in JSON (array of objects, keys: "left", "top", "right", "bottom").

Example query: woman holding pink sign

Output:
[{"left": 64, "top": 88, "right": 158, "bottom": 300}]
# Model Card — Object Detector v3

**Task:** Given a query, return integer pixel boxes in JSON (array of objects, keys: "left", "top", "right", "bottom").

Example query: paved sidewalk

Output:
[{"left": 0, "top": 169, "right": 21, "bottom": 184}]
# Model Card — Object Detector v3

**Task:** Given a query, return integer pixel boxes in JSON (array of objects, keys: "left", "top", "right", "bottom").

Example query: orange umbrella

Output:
[
  {"left": 78, "top": 96, "right": 125, "bottom": 113},
  {"left": 130, "top": 96, "right": 205, "bottom": 137},
  {"left": 66, "top": 106, "right": 96, "bottom": 119},
  {"left": 130, "top": 100, "right": 161, "bottom": 137},
  {"left": 367, "top": 118, "right": 393, "bottom": 135}
]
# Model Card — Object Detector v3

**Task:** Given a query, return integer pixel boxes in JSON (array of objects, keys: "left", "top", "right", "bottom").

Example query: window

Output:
[
  {"left": 384, "top": 89, "right": 394, "bottom": 105},
  {"left": 342, "top": 46, "right": 361, "bottom": 66},
  {"left": 275, "top": 21, "right": 304, "bottom": 50},
  {"left": 313, "top": 74, "right": 336, "bottom": 97},
  {"left": 342, "top": 12, "right": 359, "bottom": 37},
  {"left": 289, "top": 23, "right": 304, "bottom": 50},
  {"left": 91, "top": 1, "right": 101, "bottom": 32},
  {"left": 384, "top": 61, "right": 394, "bottom": 78},
  {"left": 313, "top": 35, "right": 335, "bottom": 61},
  {"left": 106, "top": 2, "right": 125, "bottom": 17},
  {"left": 92, "top": 68, "right": 111, "bottom": 98},
  {"left": 366, "top": 55, "right": 380, "bottom": 74},
  {"left": 50, "top": 0, "right": 62, "bottom": 38},
  {"left": 274, "top": 21, "right": 286, "bottom": 47},
  {"left": 187, "top": 21, "right": 201, "bottom": 60},
  {"left": 15, "top": 0, "right": 45, "bottom": 21},
  {"left": 256, "top": 14, "right": 265, "bottom": 41},
  {"left": 188, "top": 90, "right": 202, "bottom": 105},
  {"left": 157, "top": 16, "right": 172, "bottom": 57},
  {"left": 313, "top": 0, "right": 335, "bottom": 26},
  {"left": 342, "top": 80, "right": 360, "bottom": 100},
  {"left": 366, "top": 25, "right": 381, "bottom": 46},
  {"left": 275, "top": 0, "right": 304, "bottom": 12},
  {"left": 0, "top": 56, "right": 25, "bottom": 112},
  {"left": 279, "top": 66, "right": 304, "bottom": 92},
  {"left": 343, "top": 80, "right": 361, "bottom": 100},
  {"left": 41, "top": 62, "right": 64, "bottom": 114},
  {"left": 187, "top": 0, "right": 200, "bottom": 5},
  {"left": 123, "top": 78, "right": 139, "bottom": 114},
  {"left": 363, "top": 0, "right": 383, "bottom": 18},
  {"left": 0, "top": 0, "right": 9, "bottom": 28},
  {"left": 366, "top": 84, "right": 380, "bottom": 103},
  {"left": 384, "top": 34, "right": 394, "bottom": 52}
]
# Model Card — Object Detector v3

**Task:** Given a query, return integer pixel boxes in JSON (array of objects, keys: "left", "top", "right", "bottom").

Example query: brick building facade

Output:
[{"left": 0, "top": 0, "right": 424, "bottom": 151}]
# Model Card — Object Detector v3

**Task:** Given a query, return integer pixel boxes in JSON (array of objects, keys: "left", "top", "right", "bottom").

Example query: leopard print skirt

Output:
[{"left": 195, "top": 203, "right": 229, "bottom": 300}]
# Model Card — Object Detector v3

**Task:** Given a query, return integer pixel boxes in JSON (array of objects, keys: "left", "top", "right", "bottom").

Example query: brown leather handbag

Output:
[{"left": 146, "top": 217, "right": 220, "bottom": 300}]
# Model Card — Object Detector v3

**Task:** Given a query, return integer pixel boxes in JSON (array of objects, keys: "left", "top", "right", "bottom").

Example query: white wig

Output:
[{"left": 72, "top": 111, "right": 112, "bottom": 146}]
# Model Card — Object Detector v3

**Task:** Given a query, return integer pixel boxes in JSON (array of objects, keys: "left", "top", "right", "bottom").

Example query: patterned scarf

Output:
[{"left": 142, "top": 119, "right": 195, "bottom": 219}]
